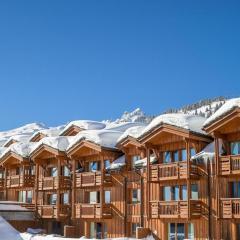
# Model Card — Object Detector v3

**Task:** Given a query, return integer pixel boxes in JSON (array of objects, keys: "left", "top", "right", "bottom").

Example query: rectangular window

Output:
[
  {"left": 90, "top": 222, "right": 95, "bottom": 238},
  {"left": 181, "top": 149, "right": 187, "bottom": 161},
  {"left": 26, "top": 191, "right": 32, "bottom": 203},
  {"left": 63, "top": 166, "right": 70, "bottom": 176},
  {"left": 132, "top": 155, "right": 141, "bottom": 167},
  {"left": 89, "top": 191, "right": 100, "bottom": 204},
  {"left": 104, "top": 160, "right": 111, "bottom": 169},
  {"left": 168, "top": 223, "right": 185, "bottom": 240},
  {"left": 50, "top": 167, "right": 58, "bottom": 177},
  {"left": 190, "top": 148, "right": 196, "bottom": 157},
  {"left": 105, "top": 191, "right": 111, "bottom": 203},
  {"left": 230, "top": 181, "right": 240, "bottom": 198},
  {"left": 96, "top": 223, "right": 102, "bottom": 239},
  {"left": 49, "top": 194, "right": 57, "bottom": 205},
  {"left": 231, "top": 142, "right": 240, "bottom": 155},
  {"left": 182, "top": 185, "right": 188, "bottom": 200},
  {"left": 188, "top": 223, "right": 194, "bottom": 239},
  {"left": 163, "top": 186, "right": 171, "bottom": 201},
  {"left": 172, "top": 186, "right": 179, "bottom": 200},
  {"left": 164, "top": 151, "right": 171, "bottom": 163},
  {"left": 173, "top": 150, "right": 179, "bottom": 162},
  {"left": 191, "top": 184, "right": 199, "bottom": 200},
  {"left": 90, "top": 161, "right": 100, "bottom": 172},
  {"left": 131, "top": 223, "right": 140, "bottom": 237},
  {"left": 62, "top": 193, "right": 69, "bottom": 204},
  {"left": 132, "top": 189, "right": 141, "bottom": 203}
]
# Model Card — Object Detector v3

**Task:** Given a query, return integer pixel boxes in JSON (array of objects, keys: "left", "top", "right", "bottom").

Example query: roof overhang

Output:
[
  {"left": 117, "top": 136, "right": 142, "bottom": 149},
  {"left": 29, "top": 132, "right": 46, "bottom": 142},
  {"left": 0, "top": 151, "right": 27, "bottom": 167},
  {"left": 60, "top": 126, "right": 84, "bottom": 136}
]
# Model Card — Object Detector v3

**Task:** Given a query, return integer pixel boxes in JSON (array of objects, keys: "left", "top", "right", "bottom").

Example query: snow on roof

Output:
[
  {"left": 60, "top": 120, "right": 106, "bottom": 135},
  {"left": 4, "top": 134, "right": 31, "bottom": 146},
  {"left": 30, "top": 125, "right": 65, "bottom": 140},
  {"left": 107, "top": 155, "right": 125, "bottom": 170},
  {"left": 139, "top": 113, "right": 207, "bottom": 138},
  {"left": 134, "top": 155, "right": 157, "bottom": 168},
  {"left": 204, "top": 97, "right": 240, "bottom": 127},
  {"left": 30, "top": 136, "right": 74, "bottom": 154},
  {"left": 117, "top": 125, "right": 146, "bottom": 143},
  {"left": 0, "top": 203, "right": 29, "bottom": 211},
  {"left": 0, "top": 142, "right": 37, "bottom": 159},
  {"left": 105, "top": 122, "right": 145, "bottom": 132},
  {"left": 0, "top": 216, "right": 22, "bottom": 240},
  {"left": 67, "top": 129, "right": 123, "bottom": 150}
]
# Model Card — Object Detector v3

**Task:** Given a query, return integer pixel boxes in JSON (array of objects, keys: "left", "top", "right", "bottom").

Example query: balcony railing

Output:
[
  {"left": 150, "top": 161, "right": 198, "bottom": 182},
  {"left": 75, "top": 203, "right": 112, "bottom": 219},
  {"left": 221, "top": 198, "right": 240, "bottom": 218},
  {"left": 75, "top": 171, "right": 112, "bottom": 188},
  {"left": 6, "top": 174, "right": 35, "bottom": 188},
  {"left": 150, "top": 200, "right": 201, "bottom": 219},
  {"left": 0, "top": 178, "right": 4, "bottom": 189},
  {"left": 219, "top": 155, "right": 240, "bottom": 175},
  {"left": 37, "top": 205, "right": 70, "bottom": 219},
  {"left": 127, "top": 203, "right": 141, "bottom": 219},
  {"left": 38, "top": 176, "right": 71, "bottom": 190}
]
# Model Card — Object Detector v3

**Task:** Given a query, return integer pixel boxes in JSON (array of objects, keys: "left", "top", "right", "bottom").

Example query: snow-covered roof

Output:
[
  {"left": 106, "top": 155, "right": 125, "bottom": 170},
  {"left": 30, "top": 136, "right": 74, "bottom": 154},
  {"left": 117, "top": 125, "right": 146, "bottom": 143},
  {"left": 3, "top": 134, "right": 31, "bottom": 147},
  {"left": 139, "top": 113, "right": 207, "bottom": 138},
  {"left": 67, "top": 129, "right": 123, "bottom": 150},
  {"left": 204, "top": 97, "right": 240, "bottom": 127},
  {"left": 134, "top": 155, "right": 157, "bottom": 168},
  {"left": 60, "top": 120, "right": 106, "bottom": 135},
  {"left": 30, "top": 125, "right": 65, "bottom": 140},
  {"left": 105, "top": 122, "right": 145, "bottom": 132}
]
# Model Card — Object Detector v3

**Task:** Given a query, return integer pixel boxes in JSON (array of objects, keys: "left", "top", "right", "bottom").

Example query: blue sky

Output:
[{"left": 0, "top": 1, "right": 239, "bottom": 130}]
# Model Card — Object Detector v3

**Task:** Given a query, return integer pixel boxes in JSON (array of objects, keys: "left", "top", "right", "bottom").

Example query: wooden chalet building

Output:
[{"left": 1, "top": 99, "right": 240, "bottom": 239}]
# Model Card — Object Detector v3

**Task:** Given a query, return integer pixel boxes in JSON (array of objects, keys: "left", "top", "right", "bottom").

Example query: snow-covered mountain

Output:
[{"left": 165, "top": 97, "right": 227, "bottom": 118}]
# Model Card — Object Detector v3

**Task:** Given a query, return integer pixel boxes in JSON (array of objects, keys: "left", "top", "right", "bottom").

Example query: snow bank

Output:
[
  {"left": 117, "top": 125, "right": 146, "bottom": 143},
  {"left": 0, "top": 216, "right": 22, "bottom": 240},
  {"left": 60, "top": 120, "right": 106, "bottom": 135},
  {"left": 204, "top": 97, "right": 240, "bottom": 127},
  {"left": 68, "top": 130, "right": 123, "bottom": 150},
  {"left": 139, "top": 113, "right": 207, "bottom": 137}
]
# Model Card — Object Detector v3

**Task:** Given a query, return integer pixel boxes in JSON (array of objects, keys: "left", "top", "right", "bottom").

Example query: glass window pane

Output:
[
  {"left": 63, "top": 166, "right": 70, "bottom": 176},
  {"left": 105, "top": 191, "right": 111, "bottom": 203},
  {"left": 188, "top": 223, "right": 194, "bottom": 240},
  {"left": 181, "top": 149, "right": 187, "bottom": 161},
  {"left": 63, "top": 193, "right": 69, "bottom": 204},
  {"left": 96, "top": 223, "right": 102, "bottom": 239},
  {"left": 173, "top": 186, "right": 179, "bottom": 200},
  {"left": 51, "top": 167, "right": 58, "bottom": 177},
  {"left": 132, "top": 189, "right": 141, "bottom": 203},
  {"left": 104, "top": 160, "right": 111, "bottom": 169},
  {"left": 163, "top": 186, "right": 171, "bottom": 201},
  {"left": 168, "top": 223, "right": 176, "bottom": 240},
  {"left": 182, "top": 185, "right": 187, "bottom": 200},
  {"left": 90, "top": 222, "right": 95, "bottom": 238},
  {"left": 90, "top": 192, "right": 98, "bottom": 203},
  {"left": 164, "top": 151, "right": 171, "bottom": 163},
  {"left": 190, "top": 148, "right": 196, "bottom": 157},
  {"left": 131, "top": 223, "right": 140, "bottom": 237},
  {"left": 132, "top": 155, "right": 141, "bottom": 166},
  {"left": 191, "top": 184, "right": 199, "bottom": 200},
  {"left": 231, "top": 142, "right": 240, "bottom": 155},
  {"left": 173, "top": 151, "right": 179, "bottom": 162},
  {"left": 27, "top": 191, "right": 32, "bottom": 203},
  {"left": 177, "top": 223, "right": 185, "bottom": 240}
]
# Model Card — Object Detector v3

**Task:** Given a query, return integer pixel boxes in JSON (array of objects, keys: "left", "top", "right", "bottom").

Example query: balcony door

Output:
[
  {"left": 228, "top": 181, "right": 240, "bottom": 198},
  {"left": 90, "top": 222, "right": 107, "bottom": 239},
  {"left": 168, "top": 223, "right": 194, "bottom": 240}
]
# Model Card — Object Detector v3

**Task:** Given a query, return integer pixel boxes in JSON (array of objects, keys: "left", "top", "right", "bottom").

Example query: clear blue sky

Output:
[{"left": 0, "top": 1, "right": 239, "bottom": 130}]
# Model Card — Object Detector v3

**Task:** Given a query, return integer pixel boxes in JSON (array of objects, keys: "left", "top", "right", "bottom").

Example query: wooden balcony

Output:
[
  {"left": 75, "top": 171, "right": 112, "bottom": 188},
  {"left": 219, "top": 155, "right": 240, "bottom": 175},
  {"left": 150, "top": 161, "right": 198, "bottom": 182},
  {"left": 38, "top": 176, "right": 71, "bottom": 191},
  {"left": 6, "top": 174, "right": 35, "bottom": 188},
  {"left": 37, "top": 204, "right": 70, "bottom": 219},
  {"left": 221, "top": 198, "right": 240, "bottom": 219},
  {"left": 150, "top": 200, "right": 201, "bottom": 219},
  {"left": 127, "top": 203, "right": 141, "bottom": 220},
  {"left": 75, "top": 203, "right": 112, "bottom": 219}
]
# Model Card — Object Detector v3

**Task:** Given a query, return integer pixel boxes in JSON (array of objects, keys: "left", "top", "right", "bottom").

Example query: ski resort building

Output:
[{"left": 0, "top": 98, "right": 239, "bottom": 239}]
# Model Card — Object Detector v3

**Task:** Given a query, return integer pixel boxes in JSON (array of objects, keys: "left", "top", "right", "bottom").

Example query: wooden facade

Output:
[{"left": 2, "top": 109, "right": 240, "bottom": 239}]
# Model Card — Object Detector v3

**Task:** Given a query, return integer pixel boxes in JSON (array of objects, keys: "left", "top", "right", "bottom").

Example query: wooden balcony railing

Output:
[
  {"left": 127, "top": 203, "right": 141, "bottom": 218},
  {"left": 221, "top": 198, "right": 240, "bottom": 218},
  {"left": 150, "top": 200, "right": 201, "bottom": 219},
  {"left": 38, "top": 176, "right": 71, "bottom": 190},
  {"left": 219, "top": 155, "right": 240, "bottom": 175},
  {"left": 0, "top": 178, "right": 4, "bottom": 189},
  {"left": 150, "top": 161, "right": 198, "bottom": 182},
  {"left": 75, "top": 171, "right": 112, "bottom": 188},
  {"left": 75, "top": 203, "right": 112, "bottom": 219},
  {"left": 37, "top": 205, "right": 70, "bottom": 219},
  {"left": 6, "top": 175, "right": 35, "bottom": 188}
]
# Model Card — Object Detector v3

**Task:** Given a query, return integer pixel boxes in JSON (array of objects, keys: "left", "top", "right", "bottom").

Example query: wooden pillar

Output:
[
  {"left": 146, "top": 147, "right": 150, "bottom": 219},
  {"left": 35, "top": 163, "right": 39, "bottom": 209},
  {"left": 100, "top": 155, "right": 104, "bottom": 218},
  {"left": 57, "top": 156, "right": 61, "bottom": 219},
  {"left": 4, "top": 167, "right": 8, "bottom": 200},
  {"left": 185, "top": 138, "right": 191, "bottom": 220},
  {"left": 72, "top": 157, "right": 76, "bottom": 219}
]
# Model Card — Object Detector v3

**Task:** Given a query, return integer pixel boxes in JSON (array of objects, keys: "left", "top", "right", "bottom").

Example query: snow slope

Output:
[{"left": 0, "top": 216, "right": 22, "bottom": 240}]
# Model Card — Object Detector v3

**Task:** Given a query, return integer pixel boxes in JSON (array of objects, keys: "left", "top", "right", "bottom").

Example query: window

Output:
[
  {"left": 132, "top": 189, "right": 141, "bottom": 203},
  {"left": 229, "top": 181, "right": 240, "bottom": 198},
  {"left": 163, "top": 186, "right": 171, "bottom": 201},
  {"left": 26, "top": 191, "right": 32, "bottom": 203},
  {"left": 182, "top": 185, "right": 188, "bottom": 200},
  {"left": 131, "top": 223, "right": 140, "bottom": 237},
  {"left": 90, "top": 222, "right": 95, "bottom": 238},
  {"left": 172, "top": 186, "right": 179, "bottom": 200},
  {"left": 168, "top": 223, "right": 185, "bottom": 240},
  {"left": 181, "top": 149, "right": 187, "bottom": 161},
  {"left": 49, "top": 194, "right": 57, "bottom": 205},
  {"left": 191, "top": 184, "right": 199, "bottom": 200},
  {"left": 231, "top": 142, "right": 240, "bottom": 155},
  {"left": 104, "top": 160, "right": 111, "bottom": 169},
  {"left": 90, "top": 222, "right": 103, "bottom": 239},
  {"left": 188, "top": 223, "right": 194, "bottom": 239},
  {"left": 90, "top": 161, "right": 100, "bottom": 172},
  {"left": 105, "top": 191, "right": 111, "bottom": 203},
  {"left": 132, "top": 155, "right": 141, "bottom": 167},
  {"left": 164, "top": 151, "right": 171, "bottom": 163},
  {"left": 89, "top": 191, "right": 100, "bottom": 204},
  {"left": 190, "top": 148, "right": 196, "bottom": 157},
  {"left": 63, "top": 166, "right": 70, "bottom": 176},
  {"left": 50, "top": 167, "right": 58, "bottom": 177},
  {"left": 173, "top": 151, "right": 179, "bottom": 162},
  {"left": 62, "top": 193, "right": 69, "bottom": 204}
]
